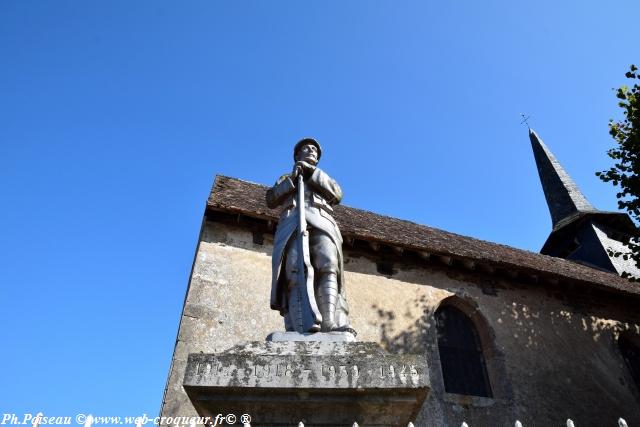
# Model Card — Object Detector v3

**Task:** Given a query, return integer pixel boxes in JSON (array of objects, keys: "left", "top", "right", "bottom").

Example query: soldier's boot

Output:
[
  {"left": 309, "top": 230, "right": 340, "bottom": 332},
  {"left": 287, "top": 284, "right": 321, "bottom": 333},
  {"left": 284, "top": 271, "right": 321, "bottom": 333},
  {"left": 286, "top": 251, "right": 321, "bottom": 333},
  {"left": 317, "top": 280, "right": 339, "bottom": 332}
]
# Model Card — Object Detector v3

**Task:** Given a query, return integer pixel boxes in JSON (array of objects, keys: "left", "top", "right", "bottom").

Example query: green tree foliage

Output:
[{"left": 596, "top": 64, "right": 640, "bottom": 279}]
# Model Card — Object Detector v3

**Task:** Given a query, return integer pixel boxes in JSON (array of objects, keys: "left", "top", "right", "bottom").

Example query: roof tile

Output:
[{"left": 207, "top": 175, "right": 640, "bottom": 298}]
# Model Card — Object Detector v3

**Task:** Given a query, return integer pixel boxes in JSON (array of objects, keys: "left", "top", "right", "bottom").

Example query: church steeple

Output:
[
  {"left": 529, "top": 129, "right": 595, "bottom": 229},
  {"left": 529, "top": 128, "right": 638, "bottom": 276}
]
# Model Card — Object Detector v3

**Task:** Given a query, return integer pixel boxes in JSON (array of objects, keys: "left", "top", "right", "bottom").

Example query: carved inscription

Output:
[{"left": 194, "top": 360, "right": 420, "bottom": 385}]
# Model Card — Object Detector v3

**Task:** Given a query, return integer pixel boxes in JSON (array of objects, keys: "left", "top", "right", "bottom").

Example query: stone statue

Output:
[{"left": 267, "top": 138, "right": 354, "bottom": 335}]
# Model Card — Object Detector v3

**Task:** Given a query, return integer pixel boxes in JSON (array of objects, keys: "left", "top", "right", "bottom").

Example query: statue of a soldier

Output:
[{"left": 267, "top": 138, "right": 354, "bottom": 335}]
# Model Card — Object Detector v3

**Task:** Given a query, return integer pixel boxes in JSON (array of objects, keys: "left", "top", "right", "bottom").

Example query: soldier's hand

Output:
[
  {"left": 291, "top": 164, "right": 302, "bottom": 180},
  {"left": 294, "top": 161, "right": 316, "bottom": 178}
]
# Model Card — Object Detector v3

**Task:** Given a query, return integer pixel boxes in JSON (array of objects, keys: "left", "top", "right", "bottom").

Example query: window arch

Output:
[
  {"left": 619, "top": 332, "right": 640, "bottom": 392},
  {"left": 435, "top": 304, "right": 492, "bottom": 397}
]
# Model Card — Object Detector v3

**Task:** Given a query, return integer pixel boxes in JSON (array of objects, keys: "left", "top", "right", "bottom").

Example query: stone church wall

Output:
[{"left": 160, "top": 219, "right": 640, "bottom": 427}]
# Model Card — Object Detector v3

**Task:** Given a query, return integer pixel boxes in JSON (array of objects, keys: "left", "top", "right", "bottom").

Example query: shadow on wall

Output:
[
  {"left": 369, "top": 290, "right": 640, "bottom": 425},
  {"left": 498, "top": 300, "right": 640, "bottom": 349},
  {"left": 372, "top": 294, "right": 434, "bottom": 354},
  {"left": 372, "top": 292, "right": 640, "bottom": 354},
  {"left": 371, "top": 289, "right": 640, "bottom": 416}
]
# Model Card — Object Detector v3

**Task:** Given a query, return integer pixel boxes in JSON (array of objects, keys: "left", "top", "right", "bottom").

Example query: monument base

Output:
[{"left": 183, "top": 341, "right": 429, "bottom": 427}]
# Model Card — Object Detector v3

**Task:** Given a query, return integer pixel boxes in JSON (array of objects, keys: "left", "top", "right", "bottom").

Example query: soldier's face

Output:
[{"left": 295, "top": 144, "right": 319, "bottom": 165}]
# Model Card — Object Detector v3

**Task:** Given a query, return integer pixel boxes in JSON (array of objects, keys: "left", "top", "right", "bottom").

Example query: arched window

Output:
[
  {"left": 619, "top": 333, "right": 640, "bottom": 392},
  {"left": 435, "top": 304, "right": 492, "bottom": 397}
]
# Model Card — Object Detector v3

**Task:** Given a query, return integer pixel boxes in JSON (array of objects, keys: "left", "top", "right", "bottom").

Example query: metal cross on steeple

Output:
[{"left": 520, "top": 113, "right": 531, "bottom": 129}]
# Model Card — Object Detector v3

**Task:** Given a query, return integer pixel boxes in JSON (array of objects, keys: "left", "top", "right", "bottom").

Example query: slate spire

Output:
[
  {"left": 529, "top": 128, "right": 595, "bottom": 228},
  {"left": 529, "top": 128, "right": 638, "bottom": 276}
]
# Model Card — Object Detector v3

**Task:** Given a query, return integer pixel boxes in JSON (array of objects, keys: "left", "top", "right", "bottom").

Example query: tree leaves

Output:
[{"left": 598, "top": 64, "right": 640, "bottom": 281}]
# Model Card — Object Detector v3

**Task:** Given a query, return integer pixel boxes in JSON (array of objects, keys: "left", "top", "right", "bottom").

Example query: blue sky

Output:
[{"left": 1, "top": 0, "right": 638, "bottom": 420}]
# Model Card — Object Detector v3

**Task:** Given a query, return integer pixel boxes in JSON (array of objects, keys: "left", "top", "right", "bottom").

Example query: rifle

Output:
[{"left": 293, "top": 172, "right": 322, "bottom": 332}]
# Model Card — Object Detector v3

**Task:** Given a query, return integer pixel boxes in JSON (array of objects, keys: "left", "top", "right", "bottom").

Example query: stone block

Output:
[{"left": 183, "top": 341, "right": 429, "bottom": 426}]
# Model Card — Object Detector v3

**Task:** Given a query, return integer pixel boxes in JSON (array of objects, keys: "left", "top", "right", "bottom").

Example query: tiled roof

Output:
[{"left": 207, "top": 175, "right": 640, "bottom": 298}]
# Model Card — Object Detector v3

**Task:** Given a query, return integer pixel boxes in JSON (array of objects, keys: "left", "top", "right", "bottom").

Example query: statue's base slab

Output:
[
  {"left": 266, "top": 331, "right": 356, "bottom": 343},
  {"left": 183, "top": 341, "right": 429, "bottom": 427}
]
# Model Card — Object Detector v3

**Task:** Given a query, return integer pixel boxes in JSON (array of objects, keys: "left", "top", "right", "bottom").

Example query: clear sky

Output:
[{"left": 1, "top": 0, "right": 638, "bottom": 420}]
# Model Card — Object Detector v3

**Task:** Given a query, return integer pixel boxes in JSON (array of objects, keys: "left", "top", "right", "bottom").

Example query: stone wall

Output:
[{"left": 160, "top": 219, "right": 640, "bottom": 426}]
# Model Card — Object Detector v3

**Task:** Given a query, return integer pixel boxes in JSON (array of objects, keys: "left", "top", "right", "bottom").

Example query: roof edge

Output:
[{"left": 206, "top": 175, "right": 640, "bottom": 299}]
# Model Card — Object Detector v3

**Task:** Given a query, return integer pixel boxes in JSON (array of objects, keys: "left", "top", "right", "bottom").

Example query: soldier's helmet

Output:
[{"left": 293, "top": 137, "right": 322, "bottom": 161}]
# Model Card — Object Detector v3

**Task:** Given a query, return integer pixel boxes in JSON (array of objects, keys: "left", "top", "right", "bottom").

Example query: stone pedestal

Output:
[{"left": 183, "top": 341, "right": 429, "bottom": 426}]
